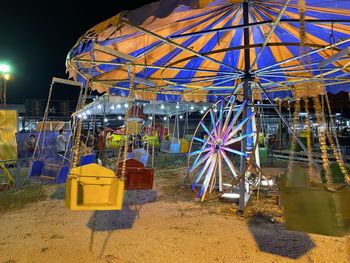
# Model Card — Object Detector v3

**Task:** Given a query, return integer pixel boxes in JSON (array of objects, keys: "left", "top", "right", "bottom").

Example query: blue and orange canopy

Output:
[{"left": 66, "top": 0, "right": 350, "bottom": 102}]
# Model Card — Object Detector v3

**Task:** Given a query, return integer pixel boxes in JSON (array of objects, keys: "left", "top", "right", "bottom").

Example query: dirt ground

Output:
[{"left": 0, "top": 166, "right": 349, "bottom": 263}]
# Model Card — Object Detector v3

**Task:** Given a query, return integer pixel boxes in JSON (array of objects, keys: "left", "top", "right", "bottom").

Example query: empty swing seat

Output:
[
  {"left": 281, "top": 184, "right": 350, "bottom": 237},
  {"left": 66, "top": 163, "right": 124, "bottom": 211},
  {"left": 28, "top": 159, "right": 69, "bottom": 184},
  {"left": 180, "top": 138, "right": 189, "bottom": 153},
  {"left": 160, "top": 140, "right": 180, "bottom": 153},
  {"left": 117, "top": 159, "right": 154, "bottom": 190}
]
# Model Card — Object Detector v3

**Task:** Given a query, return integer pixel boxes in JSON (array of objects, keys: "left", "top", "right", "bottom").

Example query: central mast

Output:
[{"left": 239, "top": 0, "right": 253, "bottom": 212}]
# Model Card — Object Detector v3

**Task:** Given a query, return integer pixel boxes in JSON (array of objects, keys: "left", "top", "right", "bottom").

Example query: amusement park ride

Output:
[{"left": 13, "top": 0, "right": 350, "bottom": 237}]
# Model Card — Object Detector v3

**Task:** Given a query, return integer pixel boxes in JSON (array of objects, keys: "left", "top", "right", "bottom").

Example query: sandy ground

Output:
[{"left": 0, "top": 167, "right": 349, "bottom": 263}]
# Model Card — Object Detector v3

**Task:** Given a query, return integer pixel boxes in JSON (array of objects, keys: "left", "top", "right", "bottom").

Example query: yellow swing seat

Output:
[{"left": 66, "top": 163, "right": 124, "bottom": 210}]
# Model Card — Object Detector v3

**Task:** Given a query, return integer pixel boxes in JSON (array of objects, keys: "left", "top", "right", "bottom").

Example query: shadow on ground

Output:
[
  {"left": 86, "top": 190, "right": 157, "bottom": 231},
  {"left": 50, "top": 185, "right": 66, "bottom": 199},
  {"left": 248, "top": 213, "right": 315, "bottom": 259},
  {"left": 85, "top": 190, "right": 157, "bottom": 257}
]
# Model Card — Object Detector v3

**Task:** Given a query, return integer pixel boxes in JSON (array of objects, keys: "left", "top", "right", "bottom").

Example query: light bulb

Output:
[
  {"left": 161, "top": 104, "right": 165, "bottom": 109},
  {"left": 104, "top": 118, "right": 108, "bottom": 122},
  {"left": 124, "top": 103, "right": 129, "bottom": 108},
  {"left": 111, "top": 105, "right": 115, "bottom": 110},
  {"left": 117, "top": 104, "right": 121, "bottom": 109},
  {"left": 180, "top": 115, "right": 183, "bottom": 119}
]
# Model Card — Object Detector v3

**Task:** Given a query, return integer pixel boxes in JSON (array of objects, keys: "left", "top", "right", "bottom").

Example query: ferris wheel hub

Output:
[{"left": 214, "top": 139, "right": 223, "bottom": 150}]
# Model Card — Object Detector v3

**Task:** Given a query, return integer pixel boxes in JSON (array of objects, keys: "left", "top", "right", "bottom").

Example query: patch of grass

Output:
[
  {"left": 0, "top": 184, "right": 47, "bottom": 213},
  {"left": 154, "top": 153, "right": 187, "bottom": 169}
]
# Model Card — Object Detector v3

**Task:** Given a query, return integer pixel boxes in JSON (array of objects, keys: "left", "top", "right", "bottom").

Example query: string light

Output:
[
  {"left": 111, "top": 105, "right": 115, "bottom": 110},
  {"left": 118, "top": 116, "right": 122, "bottom": 120},
  {"left": 117, "top": 104, "right": 121, "bottom": 109},
  {"left": 161, "top": 104, "right": 165, "bottom": 109},
  {"left": 97, "top": 105, "right": 102, "bottom": 109},
  {"left": 180, "top": 115, "right": 183, "bottom": 119},
  {"left": 104, "top": 118, "right": 108, "bottom": 122},
  {"left": 124, "top": 103, "right": 129, "bottom": 108}
]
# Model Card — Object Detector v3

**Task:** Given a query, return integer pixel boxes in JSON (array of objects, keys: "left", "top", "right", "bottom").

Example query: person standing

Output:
[
  {"left": 56, "top": 129, "right": 68, "bottom": 155},
  {"left": 96, "top": 126, "right": 105, "bottom": 165},
  {"left": 26, "top": 134, "right": 37, "bottom": 156}
]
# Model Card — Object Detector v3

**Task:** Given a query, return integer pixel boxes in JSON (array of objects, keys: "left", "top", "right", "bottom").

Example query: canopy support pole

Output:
[{"left": 239, "top": 0, "right": 251, "bottom": 213}]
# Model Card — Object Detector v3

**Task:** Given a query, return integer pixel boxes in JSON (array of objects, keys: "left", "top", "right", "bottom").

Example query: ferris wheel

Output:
[{"left": 187, "top": 95, "right": 259, "bottom": 201}]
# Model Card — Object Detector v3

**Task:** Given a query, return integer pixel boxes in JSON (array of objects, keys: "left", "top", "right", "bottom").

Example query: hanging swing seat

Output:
[
  {"left": 179, "top": 138, "right": 189, "bottom": 153},
  {"left": 65, "top": 163, "right": 124, "bottom": 210},
  {"left": 116, "top": 159, "right": 154, "bottom": 190},
  {"left": 28, "top": 158, "right": 69, "bottom": 184},
  {"left": 132, "top": 148, "right": 150, "bottom": 167},
  {"left": 281, "top": 184, "right": 350, "bottom": 236},
  {"left": 160, "top": 140, "right": 180, "bottom": 154}
]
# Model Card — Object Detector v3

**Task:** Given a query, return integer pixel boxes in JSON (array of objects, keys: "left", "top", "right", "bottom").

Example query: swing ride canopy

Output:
[{"left": 66, "top": 0, "right": 350, "bottom": 102}]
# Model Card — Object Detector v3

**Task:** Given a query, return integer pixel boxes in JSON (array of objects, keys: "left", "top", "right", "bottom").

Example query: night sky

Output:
[{"left": 1, "top": 0, "right": 156, "bottom": 104}]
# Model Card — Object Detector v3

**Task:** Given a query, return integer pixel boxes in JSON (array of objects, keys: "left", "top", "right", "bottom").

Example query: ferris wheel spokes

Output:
[
  {"left": 189, "top": 149, "right": 214, "bottom": 173},
  {"left": 220, "top": 149, "right": 239, "bottom": 178},
  {"left": 191, "top": 154, "right": 215, "bottom": 191},
  {"left": 225, "top": 132, "right": 256, "bottom": 147},
  {"left": 225, "top": 100, "right": 248, "bottom": 134},
  {"left": 225, "top": 111, "right": 256, "bottom": 140},
  {"left": 187, "top": 96, "right": 259, "bottom": 201},
  {"left": 222, "top": 96, "right": 236, "bottom": 133},
  {"left": 220, "top": 146, "right": 249, "bottom": 158}
]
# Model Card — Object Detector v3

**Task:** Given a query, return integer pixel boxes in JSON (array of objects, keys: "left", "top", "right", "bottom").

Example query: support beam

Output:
[
  {"left": 255, "top": 37, "right": 350, "bottom": 73},
  {"left": 70, "top": 58, "right": 234, "bottom": 75},
  {"left": 249, "top": 0, "right": 291, "bottom": 72},
  {"left": 170, "top": 19, "right": 350, "bottom": 39},
  {"left": 52, "top": 77, "right": 83, "bottom": 87},
  {"left": 93, "top": 43, "right": 136, "bottom": 62},
  {"left": 318, "top": 46, "right": 350, "bottom": 69},
  {"left": 256, "top": 81, "right": 321, "bottom": 171},
  {"left": 122, "top": 19, "right": 243, "bottom": 73}
]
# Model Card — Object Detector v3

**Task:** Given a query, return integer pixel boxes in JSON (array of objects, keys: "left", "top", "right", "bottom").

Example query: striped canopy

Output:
[{"left": 66, "top": 0, "right": 350, "bottom": 102}]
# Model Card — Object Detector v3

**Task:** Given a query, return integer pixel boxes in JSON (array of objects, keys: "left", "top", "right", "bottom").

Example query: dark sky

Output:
[{"left": 0, "top": 0, "right": 157, "bottom": 104}]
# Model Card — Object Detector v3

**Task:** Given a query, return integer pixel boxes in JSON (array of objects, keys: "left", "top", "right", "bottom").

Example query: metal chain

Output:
[
  {"left": 119, "top": 63, "right": 135, "bottom": 179},
  {"left": 287, "top": 97, "right": 300, "bottom": 183}
]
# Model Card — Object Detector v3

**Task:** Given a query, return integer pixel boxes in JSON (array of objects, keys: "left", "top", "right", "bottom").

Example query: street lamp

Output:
[{"left": 0, "top": 64, "right": 11, "bottom": 107}]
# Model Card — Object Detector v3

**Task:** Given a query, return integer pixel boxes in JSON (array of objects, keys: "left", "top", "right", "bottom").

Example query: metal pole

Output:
[
  {"left": 278, "top": 100, "right": 282, "bottom": 149},
  {"left": 256, "top": 81, "right": 320, "bottom": 170},
  {"left": 238, "top": 0, "right": 251, "bottom": 213},
  {"left": 3, "top": 79, "right": 7, "bottom": 108}
]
